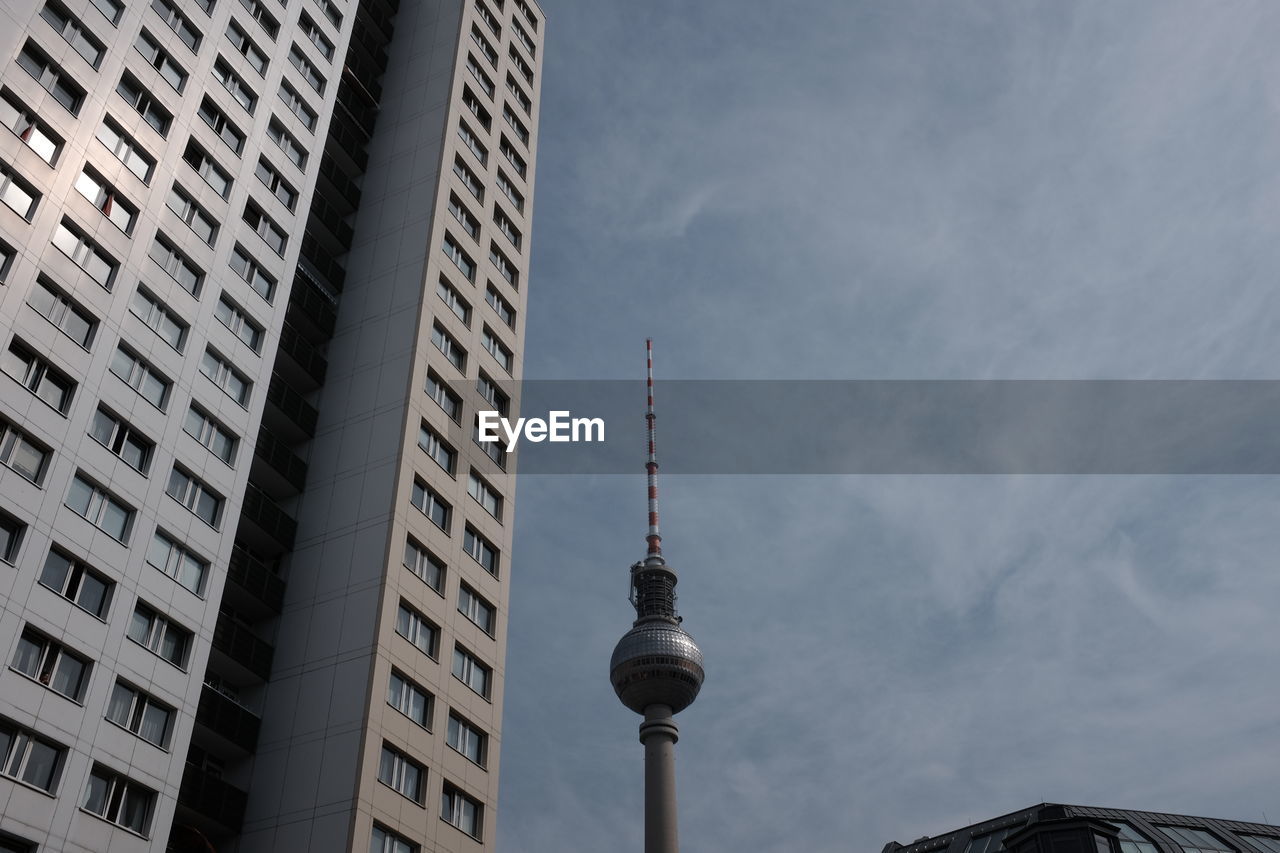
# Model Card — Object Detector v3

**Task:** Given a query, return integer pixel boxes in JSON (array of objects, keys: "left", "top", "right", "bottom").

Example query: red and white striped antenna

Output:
[{"left": 645, "top": 338, "right": 663, "bottom": 563}]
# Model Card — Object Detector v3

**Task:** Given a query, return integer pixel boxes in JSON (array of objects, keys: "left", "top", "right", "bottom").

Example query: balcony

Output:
[
  {"left": 225, "top": 542, "right": 285, "bottom": 615},
  {"left": 239, "top": 481, "right": 298, "bottom": 552},
  {"left": 325, "top": 108, "right": 371, "bottom": 172},
  {"left": 287, "top": 270, "right": 338, "bottom": 340},
  {"left": 265, "top": 372, "right": 318, "bottom": 441},
  {"left": 211, "top": 612, "right": 275, "bottom": 683},
  {"left": 277, "top": 322, "right": 329, "bottom": 390},
  {"left": 195, "top": 685, "right": 262, "bottom": 754},
  {"left": 252, "top": 426, "right": 309, "bottom": 498},
  {"left": 301, "top": 232, "right": 347, "bottom": 294},
  {"left": 317, "top": 151, "right": 362, "bottom": 214},
  {"left": 308, "top": 193, "right": 355, "bottom": 256},
  {"left": 177, "top": 766, "right": 248, "bottom": 832}
]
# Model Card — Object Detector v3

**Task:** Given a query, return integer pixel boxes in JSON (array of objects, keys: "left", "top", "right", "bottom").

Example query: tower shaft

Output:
[{"left": 640, "top": 706, "right": 681, "bottom": 853}]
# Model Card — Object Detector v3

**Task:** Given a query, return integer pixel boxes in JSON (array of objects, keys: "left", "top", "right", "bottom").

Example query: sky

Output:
[{"left": 494, "top": 3, "right": 1280, "bottom": 851}]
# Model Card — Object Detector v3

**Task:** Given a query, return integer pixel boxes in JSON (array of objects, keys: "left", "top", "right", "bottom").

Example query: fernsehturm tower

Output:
[{"left": 610, "top": 340, "right": 706, "bottom": 853}]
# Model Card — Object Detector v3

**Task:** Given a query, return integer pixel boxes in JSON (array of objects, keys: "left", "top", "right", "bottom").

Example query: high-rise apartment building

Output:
[{"left": 0, "top": 0, "right": 542, "bottom": 848}]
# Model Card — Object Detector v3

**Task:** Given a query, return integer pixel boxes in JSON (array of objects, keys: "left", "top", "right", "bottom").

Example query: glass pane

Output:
[
  {"left": 106, "top": 683, "right": 134, "bottom": 725},
  {"left": 83, "top": 770, "right": 110, "bottom": 814},
  {"left": 39, "top": 550, "right": 72, "bottom": 591},
  {"left": 139, "top": 703, "right": 169, "bottom": 745},
  {"left": 11, "top": 635, "right": 40, "bottom": 676},
  {"left": 51, "top": 653, "right": 85, "bottom": 698},
  {"left": 76, "top": 571, "right": 108, "bottom": 615}
]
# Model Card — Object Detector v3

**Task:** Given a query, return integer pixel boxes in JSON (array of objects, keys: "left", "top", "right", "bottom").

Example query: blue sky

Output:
[{"left": 495, "top": 2, "right": 1280, "bottom": 851}]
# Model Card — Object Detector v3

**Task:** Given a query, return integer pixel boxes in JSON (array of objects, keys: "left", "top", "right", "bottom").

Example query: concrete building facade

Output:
[{"left": 0, "top": 0, "right": 541, "bottom": 849}]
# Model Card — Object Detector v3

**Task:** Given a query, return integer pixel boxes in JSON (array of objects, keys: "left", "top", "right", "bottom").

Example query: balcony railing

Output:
[
  {"left": 240, "top": 482, "right": 298, "bottom": 550},
  {"left": 226, "top": 542, "right": 285, "bottom": 613},
  {"left": 212, "top": 612, "right": 275, "bottom": 682},
  {"left": 178, "top": 767, "right": 248, "bottom": 832},
  {"left": 278, "top": 322, "right": 329, "bottom": 387},
  {"left": 288, "top": 271, "right": 338, "bottom": 339},
  {"left": 195, "top": 685, "right": 262, "bottom": 753},
  {"left": 266, "top": 373, "right": 318, "bottom": 438}
]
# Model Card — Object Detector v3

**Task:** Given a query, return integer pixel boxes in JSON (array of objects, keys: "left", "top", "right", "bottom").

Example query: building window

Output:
[
  {"left": 0, "top": 718, "right": 65, "bottom": 793},
  {"left": 493, "top": 205, "right": 522, "bottom": 250},
  {"left": 3, "top": 340, "right": 74, "bottom": 414},
  {"left": 255, "top": 158, "right": 298, "bottom": 210},
  {"left": 117, "top": 73, "right": 173, "bottom": 137},
  {"left": 238, "top": 0, "right": 279, "bottom": 39},
  {"left": 411, "top": 477, "right": 451, "bottom": 531},
  {"left": 298, "top": 13, "right": 334, "bottom": 60},
  {"left": 89, "top": 406, "right": 153, "bottom": 474},
  {"left": 437, "top": 275, "right": 472, "bottom": 325},
  {"left": 184, "top": 404, "right": 238, "bottom": 464},
  {"left": 39, "top": 547, "right": 112, "bottom": 618},
  {"left": 83, "top": 764, "right": 155, "bottom": 836},
  {"left": 127, "top": 602, "right": 191, "bottom": 668},
  {"left": 230, "top": 243, "right": 277, "bottom": 301},
  {"left": 28, "top": 276, "right": 96, "bottom": 348},
  {"left": 1, "top": 88, "right": 63, "bottom": 165},
  {"left": 453, "top": 155, "right": 484, "bottom": 201},
  {"left": 452, "top": 645, "right": 491, "bottom": 699},
  {"left": 468, "top": 470, "right": 503, "bottom": 519},
  {"left": 446, "top": 710, "right": 487, "bottom": 765},
  {"left": 500, "top": 136, "right": 527, "bottom": 178},
  {"left": 135, "top": 29, "right": 188, "bottom": 93},
  {"left": 470, "top": 25, "right": 497, "bottom": 66},
  {"left": 243, "top": 201, "right": 287, "bottom": 254},
  {"left": 395, "top": 601, "right": 439, "bottom": 658},
  {"left": 464, "top": 525, "right": 499, "bottom": 576},
  {"left": 165, "top": 466, "right": 224, "bottom": 528},
  {"left": 130, "top": 287, "right": 188, "bottom": 352},
  {"left": 213, "top": 56, "right": 257, "bottom": 112},
  {"left": 215, "top": 294, "right": 264, "bottom": 352},
  {"left": 506, "top": 73, "right": 532, "bottom": 114},
  {"left": 106, "top": 681, "right": 173, "bottom": 748},
  {"left": 0, "top": 240, "right": 12, "bottom": 284},
  {"left": 1157, "top": 828, "right": 1233, "bottom": 853},
  {"left": 166, "top": 184, "right": 218, "bottom": 245},
  {"left": 457, "top": 121, "right": 488, "bottom": 167},
  {"left": 497, "top": 170, "right": 524, "bottom": 212},
  {"left": 440, "top": 783, "right": 483, "bottom": 839},
  {"left": 110, "top": 344, "right": 171, "bottom": 411},
  {"left": 466, "top": 54, "right": 494, "bottom": 98},
  {"left": 200, "top": 348, "right": 251, "bottom": 406},
  {"left": 309, "top": 0, "right": 342, "bottom": 28},
  {"left": 267, "top": 117, "right": 308, "bottom": 168},
  {"left": 377, "top": 743, "right": 425, "bottom": 804},
  {"left": 278, "top": 82, "right": 317, "bottom": 132},
  {"left": 1240, "top": 838, "right": 1280, "bottom": 853},
  {"left": 515, "top": 0, "right": 539, "bottom": 28},
  {"left": 509, "top": 44, "right": 533, "bottom": 84},
  {"left": 477, "top": 372, "right": 510, "bottom": 416},
  {"left": 388, "top": 670, "right": 432, "bottom": 729},
  {"left": 473, "top": 415, "right": 507, "bottom": 469},
  {"left": 147, "top": 530, "right": 208, "bottom": 594},
  {"left": 0, "top": 513, "right": 24, "bottom": 564},
  {"left": 0, "top": 162, "right": 39, "bottom": 221},
  {"left": 198, "top": 96, "right": 245, "bottom": 154},
  {"left": 90, "top": 0, "right": 124, "bottom": 25},
  {"left": 431, "top": 323, "right": 467, "bottom": 371},
  {"left": 403, "top": 537, "right": 445, "bottom": 592},
  {"left": 66, "top": 473, "right": 133, "bottom": 542},
  {"left": 503, "top": 105, "right": 530, "bottom": 146},
  {"left": 419, "top": 422, "right": 457, "bottom": 474},
  {"left": 475, "top": 0, "right": 500, "bottom": 34},
  {"left": 149, "top": 235, "right": 204, "bottom": 296},
  {"left": 97, "top": 118, "right": 154, "bottom": 183},
  {"left": 448, "top": 193, "right": 480, "bottom": 240},
  {"left": 11, "top": 627, "right": 90, "bottom": 701},
  {"left": 481, "top": 325, "right": 514, "bottom": 373},
  {"left": 225, "top": 19, "right": 268, "bottom": 74},
  {"left": 288, "top": 44, "right": 326, "bottom": 94},
  {"left": 151, "top": 0, "right": 201, "bottom": 51},
  {"left": 488, "top": 243, "right": 519, "bottom": 289},
  {"left": 513, "top": 18, "right": 536, "bottom": 57},
  {"left": 52, "top": 219, "right": 117, "bottom": 289},
  {"left": 458, "top": 584, "right": 496, "bottom": 635},
  {"left": 183, "top": 139, "right": 232, "bottom": 198},
  {"left": 462, "top": 88, "right": 491, "bottom": 132},
  {"left": 371, "top": 824, "right": 418, "bottom": 853},
  {"left": 0, "top": 422, "right": 49, "bottom": 485},
  {"left": 443, "top": 234, "right": 476, "bottom": 281},
  {"left": 427, "top": 371, "right": 462, "bottom": 422},
  {"left": 485, "top": 284, "right": 515, "bottom": 328},
  {"left": 17, "top": 41, "right": 85, "bottom": 114}
]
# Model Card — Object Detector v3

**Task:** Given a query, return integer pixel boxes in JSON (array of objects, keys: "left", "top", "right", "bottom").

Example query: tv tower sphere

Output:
[{"left": 610, "top": 586, "right": 705, "bottom": 714}]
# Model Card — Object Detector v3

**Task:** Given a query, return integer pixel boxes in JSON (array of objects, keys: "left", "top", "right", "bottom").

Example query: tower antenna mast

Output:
[{"left": 610, "top": 340, "right": 705, "bottom": 853}]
